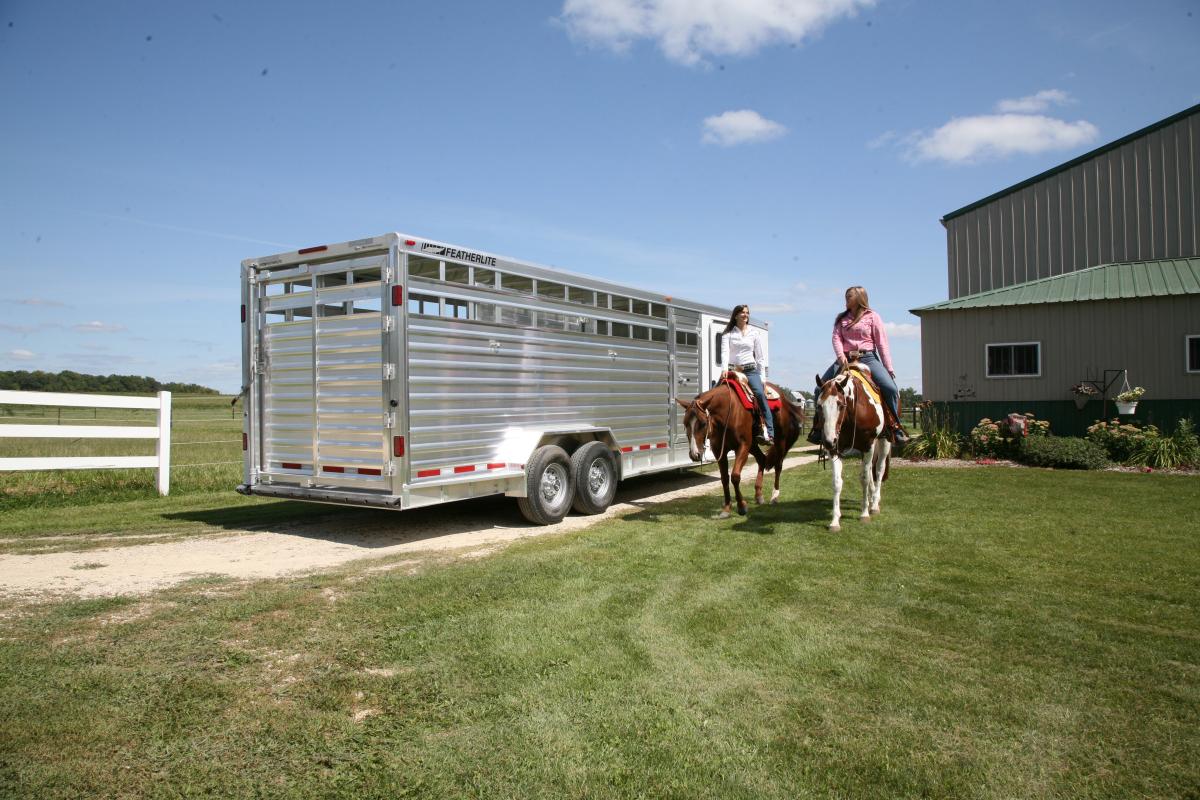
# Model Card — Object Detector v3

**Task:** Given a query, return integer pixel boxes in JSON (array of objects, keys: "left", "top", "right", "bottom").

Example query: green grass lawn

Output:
[{"left": 1, "top": 465, "right": 1198, "bottom": 798}]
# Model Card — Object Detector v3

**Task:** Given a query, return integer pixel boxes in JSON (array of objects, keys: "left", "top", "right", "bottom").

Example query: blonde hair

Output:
[{"left": 837, "top": 286, "right": 871, "bottom": 324}]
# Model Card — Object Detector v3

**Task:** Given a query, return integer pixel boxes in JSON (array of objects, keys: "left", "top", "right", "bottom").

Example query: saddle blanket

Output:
[
  {"left": 846, "top": 365, "right": 883, "bottom": 407},
  {"left": 724, "top": 372, "right": 783, "bottom": 414}
]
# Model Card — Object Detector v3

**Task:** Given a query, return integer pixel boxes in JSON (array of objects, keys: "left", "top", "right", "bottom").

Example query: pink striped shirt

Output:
[{"left": 832, "top": 309, "right": 893, "bottom": 372}]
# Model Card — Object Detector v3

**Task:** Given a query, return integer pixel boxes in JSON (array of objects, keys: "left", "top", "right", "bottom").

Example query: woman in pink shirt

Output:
[{"left": 811, "top": 286, "right": 909, "bottom": 443}]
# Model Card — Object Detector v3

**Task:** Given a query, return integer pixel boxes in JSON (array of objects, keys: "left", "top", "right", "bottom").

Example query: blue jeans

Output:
[
  {"left": 740, "top": 366, "right": 774, "bottom": 439},
  {"left": 821, "top": 352, "right": 900, "bottom": 423}
]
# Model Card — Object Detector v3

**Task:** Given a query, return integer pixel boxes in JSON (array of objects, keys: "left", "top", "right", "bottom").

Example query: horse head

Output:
[
  {"left": 816, "top": 373, "right": 853, "bottom": 452},
  {"left": 675, "top": 397, "right": 710, "bottom": 462}
]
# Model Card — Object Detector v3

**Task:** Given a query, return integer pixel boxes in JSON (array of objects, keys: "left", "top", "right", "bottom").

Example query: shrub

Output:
[
  {"left": 1017, "top": 435, "right": 1108, "bottom": 470},
  {"left": 1130, "top": 418, "right": 1200, "bottom": 470},
  {"left": 968, "top": 412, "right": 1050, "bottom": 458},
  {"left": 1086, "top": 419, "right": 1162, "bottom": 463},
  {"left": 907, "top": 401, "right": 962, "bottom": 459}
]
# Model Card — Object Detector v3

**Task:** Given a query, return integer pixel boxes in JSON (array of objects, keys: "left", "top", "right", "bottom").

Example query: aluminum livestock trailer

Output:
[{"left": 238, "top": 233, "right": 770, "bottom": 524}]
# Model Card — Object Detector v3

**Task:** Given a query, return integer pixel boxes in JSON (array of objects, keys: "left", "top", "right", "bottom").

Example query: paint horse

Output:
[
  {"left": 814, "top": 364, "right": 892, "bottom": 531},
  {"left": 677, "top": 375, "right": 804, "bottom": 518}
]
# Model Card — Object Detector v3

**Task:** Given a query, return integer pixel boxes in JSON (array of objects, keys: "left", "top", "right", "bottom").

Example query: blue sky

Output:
[{"left": 2, "top": 0, "right": 1198, "bottom": 394}]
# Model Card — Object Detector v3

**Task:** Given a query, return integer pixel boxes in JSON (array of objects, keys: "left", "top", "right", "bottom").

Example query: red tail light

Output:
[
  {"left": 240, "top": 304, "right": 246, "bottom": 323},
  {"left": 391, "top": 285, "right": 404, "bottom": 306},
  {"left": 298, "top": 245, "right": 327, "bottom": 255},
  {"left": 393, "top": 436, "right": 405, "bottom": 457},
  {"left": 323, "top": 466, "right": 345, "bottom": 473}
]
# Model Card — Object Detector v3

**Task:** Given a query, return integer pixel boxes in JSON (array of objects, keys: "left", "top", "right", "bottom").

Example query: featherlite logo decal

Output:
[{"left": 420, "top": 243, "right": 497, "bottom": 266}]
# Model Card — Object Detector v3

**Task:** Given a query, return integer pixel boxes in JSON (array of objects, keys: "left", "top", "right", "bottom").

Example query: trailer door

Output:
[{"left": 254, "top": 252, "right": 393, "bottom": 490}]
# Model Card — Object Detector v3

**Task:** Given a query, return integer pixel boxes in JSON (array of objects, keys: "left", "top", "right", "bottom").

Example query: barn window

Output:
[
  {"left": 1188, "top": 335, "right": 1200, "bottom": 373},
  {"left": 986, "top": 342, "right": 1040, "bottom": 377}
]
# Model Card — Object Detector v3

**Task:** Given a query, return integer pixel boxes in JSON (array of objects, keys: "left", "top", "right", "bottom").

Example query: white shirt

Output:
[{"left": 726, "top": 326, "right": 764, "bottom": 370}]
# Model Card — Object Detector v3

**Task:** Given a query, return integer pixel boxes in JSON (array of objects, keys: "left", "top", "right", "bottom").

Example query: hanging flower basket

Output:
[
  {"left": 1114, "top": 386, "right": 1144, "bottom": 415},
  {"left": 1071, "top": 382, "right": 1099, "bottom": 410}
]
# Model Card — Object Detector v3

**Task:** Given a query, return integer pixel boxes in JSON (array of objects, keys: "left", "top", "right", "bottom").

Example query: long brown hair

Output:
[
  {"left": 835, "top": 286, "right": 870, "bottom": 325},
  {"left": 723, "top": 304, "right": 748, "bottom": 334}
]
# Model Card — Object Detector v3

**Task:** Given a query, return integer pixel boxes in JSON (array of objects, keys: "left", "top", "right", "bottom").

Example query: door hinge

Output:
[
  {"left": 383, "top": 316, "right": 395, "bottom": 332},
  {"left": 385, "top": 412, "right": 396, "bottom": 428},
  {"left": 383, "top": 363, "right": 396, "bottom": 380},
  {"left": 386, "top": 462, "right": 397, "bottom": 477}
]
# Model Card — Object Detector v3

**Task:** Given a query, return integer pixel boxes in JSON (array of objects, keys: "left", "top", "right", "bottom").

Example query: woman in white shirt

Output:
[{"left": 724, "top": 304, "right": 773, "bottom": 446}]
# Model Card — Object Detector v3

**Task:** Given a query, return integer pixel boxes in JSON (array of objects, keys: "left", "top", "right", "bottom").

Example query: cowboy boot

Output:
[{"left": 806, "top": 411, "right": 822, "bottom": 445}]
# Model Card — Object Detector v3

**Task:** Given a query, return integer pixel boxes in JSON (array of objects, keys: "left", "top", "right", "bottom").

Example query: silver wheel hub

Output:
[
  {"left": 587, "top": 459, "right": 610, "bottom": 496},
  {"left": 540, "top": 464, "right": 568, "bottom": 506}
]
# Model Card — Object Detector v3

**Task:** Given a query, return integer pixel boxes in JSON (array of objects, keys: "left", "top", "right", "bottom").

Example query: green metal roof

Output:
[{"left": 911, "top": 257, "right": 1200, "bottom": 315}]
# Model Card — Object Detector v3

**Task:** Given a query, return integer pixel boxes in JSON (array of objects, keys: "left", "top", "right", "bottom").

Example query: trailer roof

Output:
[{"left": 246, "top": 232, "right": 767, "bottom": 326}]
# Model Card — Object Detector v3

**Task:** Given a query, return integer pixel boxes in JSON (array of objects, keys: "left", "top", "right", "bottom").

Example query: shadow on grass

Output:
[{"left": 163, "top": 468, "right": 727, "bottom": 550}]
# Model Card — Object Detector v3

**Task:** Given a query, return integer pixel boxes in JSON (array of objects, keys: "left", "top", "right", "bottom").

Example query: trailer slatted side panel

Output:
[{"left": 406, "top": 315, "right": 671, "bottom": 477}]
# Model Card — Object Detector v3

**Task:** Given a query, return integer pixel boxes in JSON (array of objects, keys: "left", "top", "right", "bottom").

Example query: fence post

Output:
[{"left": 156, "top": 391, "right": 172, "bottom": 496}]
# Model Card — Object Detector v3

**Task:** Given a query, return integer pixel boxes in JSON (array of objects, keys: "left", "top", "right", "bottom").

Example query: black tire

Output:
[
  {"left": 517, "top": 445, "right": 574, "bottom": 525},
  {"left": 569, "top": 441, "right": 618, "bottom": 515}
]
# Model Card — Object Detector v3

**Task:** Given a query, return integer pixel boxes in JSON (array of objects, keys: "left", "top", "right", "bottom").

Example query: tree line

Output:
[{"left": 0, "top": 370, "right": 219, "bottom": 395}]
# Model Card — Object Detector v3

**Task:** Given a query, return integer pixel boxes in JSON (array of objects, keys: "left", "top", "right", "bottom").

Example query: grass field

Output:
[{"left": 1, "top": 464, "right": 1197, "bottom": 798}]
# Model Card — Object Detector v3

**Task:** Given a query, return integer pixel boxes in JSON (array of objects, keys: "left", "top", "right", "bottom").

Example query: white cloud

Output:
[
  {"left": 6, "top": 349, "right": 36, "bottom": 360},
  {"left": 6, "top": 297, "right": 67, "bottom": 307},
  {"left": 702, "top": 109, "right": 787, "bottom": 146},
  {"left": 994, "top": 89, "right": 1071, "bottom": 113},
  {"left": 73, "top": 321, "right": 127, "bottom": 333},
  {"left": 0, "top": 323, "right": 38, "bottom": 334},
  {"left": 867, "top": 130, "right": 897, "bottom": 149},
  {"left": 910, "top": 114, "right": 1099, "bottom": 164},
  {"left": 560, "top": 0, "right": 875, "bottom": 65},
  {"left": 884, "top": 321, "right": 920, "bottom": 339}
]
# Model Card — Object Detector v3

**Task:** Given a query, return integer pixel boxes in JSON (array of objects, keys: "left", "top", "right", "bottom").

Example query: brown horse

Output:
[
  {"left": 814, "top": 365, "right": 892, "bottom": 531},
  {"left": 676, "top": 377, "right": 804, "bottom": 518}
]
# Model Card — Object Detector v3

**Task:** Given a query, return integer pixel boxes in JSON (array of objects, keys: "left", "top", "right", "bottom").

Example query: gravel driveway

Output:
[{"left": 0, "top": 454, "right": 818, "bottom": 601}]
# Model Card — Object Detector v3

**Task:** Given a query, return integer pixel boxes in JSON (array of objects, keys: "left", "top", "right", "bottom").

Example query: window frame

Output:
[
  {"left": 985, "top": 341, "right": 1041, "bottom": 378},
  {"left": 1187, "top": 335, "right": 1200, "bottom": 374}
]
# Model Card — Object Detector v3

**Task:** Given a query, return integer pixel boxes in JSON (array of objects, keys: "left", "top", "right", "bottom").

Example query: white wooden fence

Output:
[{"left": 0, "top": 390, "right": 172, "bottom": 496}]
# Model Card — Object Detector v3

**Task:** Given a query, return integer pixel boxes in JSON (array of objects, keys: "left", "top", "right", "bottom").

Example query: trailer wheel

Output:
[
  {"left": 517, "top": 445, "right": 574, "bottom": 525},
  {"left": 570, "top": 441, "right": 617, "bottom": 515}
]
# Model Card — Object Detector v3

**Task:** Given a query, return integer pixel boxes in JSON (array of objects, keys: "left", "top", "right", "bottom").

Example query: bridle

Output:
[
  {"left": 688, "top": 381, "right": 739, "bottom": 460},
  {"left": 819, "top": 370, "right": 858, "bottom": 459}
]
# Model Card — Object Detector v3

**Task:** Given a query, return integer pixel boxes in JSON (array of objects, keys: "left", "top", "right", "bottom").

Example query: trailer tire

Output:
[
  {"left": 569, "top": 441, "right": 618, "bottom": 515},
  {"left": 517, "top": 445, "right": 574, "bottom": 525}
]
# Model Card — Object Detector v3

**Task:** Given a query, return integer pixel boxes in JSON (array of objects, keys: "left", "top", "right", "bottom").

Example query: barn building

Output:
[{"left": 912, "top": 103, "right": 1200, "bottom": 436}]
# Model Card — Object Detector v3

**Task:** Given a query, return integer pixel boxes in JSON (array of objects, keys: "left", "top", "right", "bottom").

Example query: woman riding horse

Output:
[{"left": 723, "top": 304, "right": 773, "bottom": 447}]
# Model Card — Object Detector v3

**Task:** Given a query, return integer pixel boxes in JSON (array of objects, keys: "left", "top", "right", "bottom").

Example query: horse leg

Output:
[
  {"left": 870, "top": 439, "right": 891, "bottom": 514},
  {"left": 829, "top": 454, "right": 843, "bottom": 531},
  {"left": 753, "top": 447, "right": 766, "bottom": 504},
  {"left": 859, "top": 441, "right": 875, "bottom": 522},
  {"left": 714, "top": 454, "right": 732, "bottom": 519},
  {"left": 770, "top": 463, "right": 781, "bottom": 504},
  {"left": 731, "top": 446, "right": 751, "bottom": 516}
]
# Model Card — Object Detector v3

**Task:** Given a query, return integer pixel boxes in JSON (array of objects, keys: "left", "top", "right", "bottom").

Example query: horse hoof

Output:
[
  {"left": 770, "top": 497, "right": 779, "bottom": 505},
  {"left": 737, "top": 505, "right": 747, "bottom": 516},
  {"left": 870, "top": 507, "right": 880, "bottom": 516},
  {"left": 713, "top": 511, "right": 731, "bottom": 520},
  {"left": 859, "top": 515, "right": 871, "bottom": 523},
  {"left": 829, "top": 523, "right": 840, "bottom": 532},
  {"left": 754, "top": 497, "right": 764, "bottom": 505}
]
